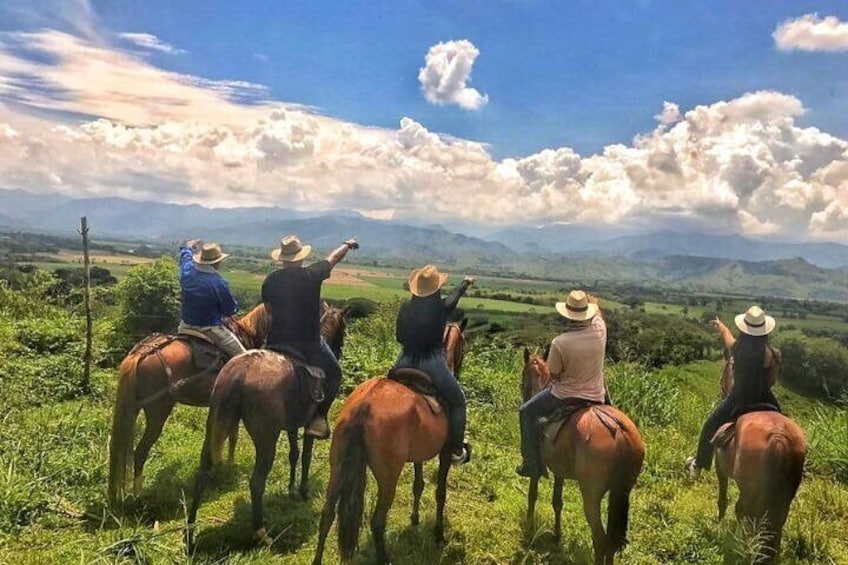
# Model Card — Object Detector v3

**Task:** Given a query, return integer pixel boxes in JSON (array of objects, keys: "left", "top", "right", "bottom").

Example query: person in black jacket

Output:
[{"left": 394, "top": 264, "right": 475, "bottom": 465}]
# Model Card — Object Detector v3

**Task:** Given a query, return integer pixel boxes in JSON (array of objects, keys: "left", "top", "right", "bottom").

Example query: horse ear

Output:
[
  {"left": 459, "top": 317, "right": 468, "bottom": 332},
  {"left": 523, "top": 347, "right": 530, "bottom": 365},
  {"left": 342, "top": 305, "right": 352, "bottom": 318},
  {"left": 322, "top": 301, "right": 329, "bottom": 312}
]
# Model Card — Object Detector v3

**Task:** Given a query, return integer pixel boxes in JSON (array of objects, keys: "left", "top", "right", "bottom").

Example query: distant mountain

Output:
[{"left": 489, "top": 225, "right": 848, "bottom": 269}]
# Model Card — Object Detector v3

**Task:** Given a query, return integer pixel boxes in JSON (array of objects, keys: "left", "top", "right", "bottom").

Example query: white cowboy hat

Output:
[
  {"left": 271, "top": 235, "right": 312, "bottom": 263},
  {"left": 193, "top": 242, "right": 230, "bottom": 265},
  {"left": 555, "top": 290, "right": 599, "bottom": 321},
  {"left": 408, "top": 264, "right": 448, "bottom": 298},
  {"left": 735, "top": 306, "right": 776, "bottom": 336}
]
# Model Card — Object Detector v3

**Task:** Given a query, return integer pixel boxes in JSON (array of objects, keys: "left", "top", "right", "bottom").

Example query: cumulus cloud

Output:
[
  {"left": 418, "top": 40, "right": 488, "bottom": 110},
  {"left": 773, "top": 14, "right": 848, "bottom": 52},
  {"left": 0, "top": 26, "right": 847, "bottom": 240},
  {"left": 119, "top": 32, "right": 185, "bottom": 55}
]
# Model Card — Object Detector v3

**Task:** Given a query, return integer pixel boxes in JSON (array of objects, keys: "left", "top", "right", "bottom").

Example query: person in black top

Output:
[
  {"left": 394, "top": 264, "right": 475, "bottom": 465},
  {"left": 261, "top": 234, "right": 358, "bottom": 438}
]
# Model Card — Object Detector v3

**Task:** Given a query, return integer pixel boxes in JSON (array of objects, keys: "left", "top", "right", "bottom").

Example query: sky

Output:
[{"left": 0, "top": 0, "right": 847, "bottom": 241}]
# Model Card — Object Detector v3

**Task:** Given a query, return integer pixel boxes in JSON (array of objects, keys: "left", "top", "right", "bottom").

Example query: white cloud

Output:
[
  {"left": 773, "top": 14, "right": 848, "bottom": 52},
  {"left": 119, "top": 32, "right": 184, "bottom": 55},
  {"left": 0, "top": 27, "right": 847, "bottom": 240},
  {"left": 418, "top": 40, "right": 488, "bottom": 110}
]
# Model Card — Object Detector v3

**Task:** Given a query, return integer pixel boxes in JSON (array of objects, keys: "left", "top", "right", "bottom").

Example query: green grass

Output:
[{"left": 2, "top": 306, "right": 848, "bottom": 565}]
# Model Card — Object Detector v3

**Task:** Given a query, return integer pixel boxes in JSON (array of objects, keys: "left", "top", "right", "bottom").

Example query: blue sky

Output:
[
  {"left": 86, "top": 0, "right": 848, "bottom": 158},
  {"left": 0, "top": 0, "right": 847, "bottom": 239}
]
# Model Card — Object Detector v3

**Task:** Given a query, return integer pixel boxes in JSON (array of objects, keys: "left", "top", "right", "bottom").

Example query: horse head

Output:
[
  {"left": 444, "top": 317, "right": 468, "bottom": 378},
  {"left": 321, "top": 302, "right": 351, "bottom": 359},
  {"left": 522, "top": 347, "right": 550, "bottom": 402}
]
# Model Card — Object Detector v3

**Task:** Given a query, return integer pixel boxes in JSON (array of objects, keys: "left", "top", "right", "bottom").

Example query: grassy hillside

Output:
[{"left": 1, "top": 302, "right": 847, "bottom": 564}]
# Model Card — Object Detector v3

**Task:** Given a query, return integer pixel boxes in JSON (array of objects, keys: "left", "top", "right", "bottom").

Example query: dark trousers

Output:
[
  {"left": 519, "top": 388, "right": 561, "bottom": 473},
  {"left": 695, "top": 388, "right": 781, "bottom": 470},
  {"left": 274, "top": 339, "right": 342, "bottom": 419},
  {"left": 394, "top": 350, "right": 466, "bottom": 451}
]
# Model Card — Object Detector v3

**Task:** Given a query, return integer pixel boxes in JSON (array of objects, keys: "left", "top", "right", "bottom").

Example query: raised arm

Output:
[
  {"left": 711, "top": 316, "right": 736, "bottom": 350},
  {"left": 444, "top": 276, "right": 475, "bottom": 312},
  {"left": 326, "top": 237, "right": 359, "bottom": 269},
  {"left": 178, "top": 239, "right": 200, "bottom": 282},
  {"left": 587, "top": 293, "right": 603, "bottom": 319}
]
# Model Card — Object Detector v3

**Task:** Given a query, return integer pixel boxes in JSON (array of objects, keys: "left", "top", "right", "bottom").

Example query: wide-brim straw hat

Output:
[
  {"left": 735, "top": 306, "right": 776, "bottom": 336},
  {"left": 408, "top": 264, "right": 448, "bottom": 298},
  {"left": 271, "top": 235, "right": 312, "bottom": 263},
  {"left": 555, "top": 290, "right": 599, "bottom": 321},
  {"left": 193, "top": 242, "right": 229, "bottom": 265}
]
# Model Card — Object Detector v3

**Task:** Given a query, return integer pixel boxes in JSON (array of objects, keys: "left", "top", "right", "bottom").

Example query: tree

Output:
[{"left": 114, "top": 258, "right": 180, "bottom": 343}]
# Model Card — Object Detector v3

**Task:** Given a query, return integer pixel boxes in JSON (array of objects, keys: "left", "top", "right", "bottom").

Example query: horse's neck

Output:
[
  {"left": 235, "top": 305, "right": 268, "bottom": 348},
  {"left": 321, "top": 319, "right": 344, "bottom": 358}
]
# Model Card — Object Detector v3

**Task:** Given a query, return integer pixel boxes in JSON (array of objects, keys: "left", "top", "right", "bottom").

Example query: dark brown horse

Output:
[
  {"left": 312, "top": 318, "right": 468, "bottom": 565},
  {"left": 108, "top": 304, "right": 270, "bottom": 503},
  {"left": 185, "top": 306, "right": 358, "bottom": 547},
  {"left": 108, "top": 303, "right": 349, "bottom": 504},
  {"left": 714, "top": 411, "right": 806, "bottom": 563},
  {"left": 521, "top": 350, "right": 645, "bottom": 565}
]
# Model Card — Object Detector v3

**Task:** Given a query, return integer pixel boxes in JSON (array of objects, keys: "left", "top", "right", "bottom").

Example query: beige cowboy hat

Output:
[
  {"left": 193, "top": 242, "right": 230, "bottom": 265},
  {"left": 271, "top": 235, "right": 312, "bottom": 263},
  {"left": 735, "top": 306, "right": 776, "bottom": 337},
  {"left": 555, "top": 290, "right": 599, "bottom": 321},
  {"left": 408, "top": 264, "right": 448, "bottom": 298}
]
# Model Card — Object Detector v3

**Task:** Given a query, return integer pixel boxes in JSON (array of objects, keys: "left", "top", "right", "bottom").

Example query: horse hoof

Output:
[
  {"left": 255, "top": 527, "right": 273, "bottom": 547},
  {"left": 434, "top": 527, "right": 445, "bottom": 543},
  {"left": 299, "top": 486, "right": 310, "bottom": 500},
  {"left": 410, "top": 514, "right": 420, "bottom": 526}
]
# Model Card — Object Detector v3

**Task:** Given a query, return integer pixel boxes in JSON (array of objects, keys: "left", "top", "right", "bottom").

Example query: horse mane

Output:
[
  {"left": 522, "top": 352, "right": 551, "bottom": 401},
  {"left": 229, "top": 304, "right": 270, "bottom": 349}
]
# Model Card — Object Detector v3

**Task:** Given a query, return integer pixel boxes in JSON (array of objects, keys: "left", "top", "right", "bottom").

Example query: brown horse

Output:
[
  {"left": 108, "top": 303, "right": 270, "bottom": 503},
  {"left": 714, "top": 411, "right": 806, "bottom": 563},
  {"left": 185, "top": 306, "right": 359, "bottom": 547},
  {"left": 108, "top": 303, "right": 349, "bottom": 504},
  {"left": 521, "top": 350, "right": 645, "bottom": 565},
  {"left": 312, "top": 318, "right": 468, "bottom": 565}
]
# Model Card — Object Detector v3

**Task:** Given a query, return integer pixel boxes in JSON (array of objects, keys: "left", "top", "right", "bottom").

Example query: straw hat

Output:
[
  {"left": 408, "top": 265, "right": 448, "bottom": 298},
  {"left": 735, "top": 306, "right": 776, "bottom": 336},
  {"left": 193, "top": 242, "right": 229, "bottom": 265},
  {"left": 271, "top": 235, "right": 312, "bottom": 263},
  {"left": 555, "top": 290, "right": 599, "bottom": 321}
]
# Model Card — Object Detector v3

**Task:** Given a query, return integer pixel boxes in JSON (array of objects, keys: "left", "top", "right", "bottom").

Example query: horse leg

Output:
[
  {"left": 250, "top": 428, "right": 281, "bottom": 545},
  {"left": 434, "top": 448, "right": 452, "bottom": 543},
  {"left": 371, "top": 463, "right": 403, "bottom": 564},
  {"left": 552, "top": 476, "right": 564, "bottom": 541},
  {"left": 185, "top": 437, "right": 215, "bottom": 551},
  {"left": 312, "top": 456, "right": 343, "bottom": 565},
  {"left": 300, "top": 435, "right": 315, "bottom": 499},
  {"left": 526, "top": 477, "right": 539, "bottom": 529},
  {"left": 133, "top": 399, "right": 174, "bottom": 494},
  {"left": 227, "top": 420, "right": 239, "bottom": 462},
  {"left": 717, "top": 464, "right": 729, "bottom": 521},
  {"left": 287, "top": 429, "right": 299, "bottom": 493},
  {"left": 411, "top": 462, "right": 424, "bottom": 526},
  {"left": 580, "top": 484, "right": 609, "bottom": 565}
]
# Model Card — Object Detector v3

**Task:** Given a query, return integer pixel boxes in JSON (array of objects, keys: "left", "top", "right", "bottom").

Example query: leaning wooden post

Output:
[{"left": 79, "top": 216, "right": 93, "bottom": 394}]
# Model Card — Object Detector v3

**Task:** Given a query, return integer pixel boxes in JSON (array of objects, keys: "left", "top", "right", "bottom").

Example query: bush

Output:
[
  {"left": 112, "top": 258, "right": 180, "bottom": 350},
  {"left": 774, "top": 332, "right": 848, "bottom": 399}
]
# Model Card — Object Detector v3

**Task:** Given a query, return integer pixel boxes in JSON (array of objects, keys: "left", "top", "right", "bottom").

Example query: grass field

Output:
[{"left": 1, "top": 305, "right": 847, "bottom": 564}]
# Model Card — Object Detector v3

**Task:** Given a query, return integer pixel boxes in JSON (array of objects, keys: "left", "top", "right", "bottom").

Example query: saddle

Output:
[
  {"left": 271, "top": 345, "right": 326, "bottom": 404},
  {"left": 711, "top": 403, "right": 781, "bottom": 448},
  {"left": 387, "top": 369, "right": 443, "bottom": 415},
  {"left": 540, "top": 400, "right": 623, "bottom": 442}
]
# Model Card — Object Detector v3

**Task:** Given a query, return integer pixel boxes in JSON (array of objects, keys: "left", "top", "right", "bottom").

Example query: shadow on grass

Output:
[
  {"left": 191, "top": 487, "right": 319, "bottom": 557},
  {"left": 353, "top": 517, "right": 467, "bottom": 565},
  {"left": 518, "top": 513, "right": 594, "bottom": 565}
]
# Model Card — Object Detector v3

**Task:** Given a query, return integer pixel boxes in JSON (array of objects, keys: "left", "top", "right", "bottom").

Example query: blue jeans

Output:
[
  {"left": 695, "top": 389, "right": 781, "bottom": 470},
  {"left": 394, "top": 350, "right": 466, "bottom": 451},
  {"left": 519, "top": 389, "right": 562, "bottom": 474}
]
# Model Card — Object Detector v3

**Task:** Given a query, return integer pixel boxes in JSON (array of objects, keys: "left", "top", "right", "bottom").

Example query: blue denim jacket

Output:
[{"left": 178, "top": 247, "right": 238, "bottom": 326}]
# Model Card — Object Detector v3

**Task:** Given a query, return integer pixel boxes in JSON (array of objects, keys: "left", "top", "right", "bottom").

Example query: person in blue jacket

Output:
[{"left": 177, "top": 240, "right": 246, "bottom": 357}]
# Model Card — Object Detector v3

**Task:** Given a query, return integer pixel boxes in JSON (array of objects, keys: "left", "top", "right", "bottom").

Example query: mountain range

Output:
[{"left": 1, "top": 189, "right": 846, "bottom": 300}]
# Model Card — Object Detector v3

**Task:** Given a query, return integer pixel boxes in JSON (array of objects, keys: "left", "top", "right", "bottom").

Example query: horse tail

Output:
[
  {"left": 606, "top": 423, "right": 641, "bottom": 554},
  {"left": 205, "top": 366, "right": 244, "bottom": 466},
  {"left": 108, "top": 354, "right": 140, "bottom": 503},
  {"left": 337, "top": 403, "right": 371, "bottom": 562}
]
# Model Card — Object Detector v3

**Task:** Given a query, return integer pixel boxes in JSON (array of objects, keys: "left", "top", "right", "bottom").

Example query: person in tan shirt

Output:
[
  {"left": 517, "top": 290, "right": 609, "bottom": 478},
  {"left": 685, "top": 306, "right": 782, "bottom": 479}
]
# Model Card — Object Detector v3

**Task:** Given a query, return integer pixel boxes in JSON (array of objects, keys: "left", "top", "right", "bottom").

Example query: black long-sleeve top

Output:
[{"left": 396, "top": 281, "right": 471, "bottom": 355}]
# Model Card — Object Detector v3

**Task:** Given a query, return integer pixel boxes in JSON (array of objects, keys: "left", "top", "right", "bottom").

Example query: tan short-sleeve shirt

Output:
[{"left": 546, "top": 316, "right": 607, "bottom": 402}]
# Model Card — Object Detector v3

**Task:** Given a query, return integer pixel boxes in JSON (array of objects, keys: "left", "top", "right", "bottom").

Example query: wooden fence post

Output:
[{"left": 79, "top": 217, "right": 92, "bottom": 394}]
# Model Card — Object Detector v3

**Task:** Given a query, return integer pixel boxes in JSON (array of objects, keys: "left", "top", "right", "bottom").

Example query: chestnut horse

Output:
[
  {"left": 714, "top": 411, "right": 806, "bottom": 563},
  {"left": 312, "top": 318, "right": 468, "bottom": 565},
  {"left": 108, "top": 303, "right": 349, "bottom": 504},
  {"left": 108, "top": 304, "right": 270, "bottom": 503},
  {"left": 521, "top": 350, "right": 645, "bottom": 565},
  {"left": 186, "top": 307, "right": 359, "bottom": 547}
]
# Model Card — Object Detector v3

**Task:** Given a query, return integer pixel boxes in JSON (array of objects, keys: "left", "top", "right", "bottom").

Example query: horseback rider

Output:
[
  {"left": 394, "top": 265, "right": 475, "bottom": 465},
  {"left": 685, "top": 306, "right": 782, "bottom": 478},
  {"left": 261, "top": 234, "right": 358, "bottom": 439},
  {"left": 517, "top": 290, "right": 609, "bottom": 478},
  {"left": 177, "top": 240, "right": 246, "bottom": 358}
]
